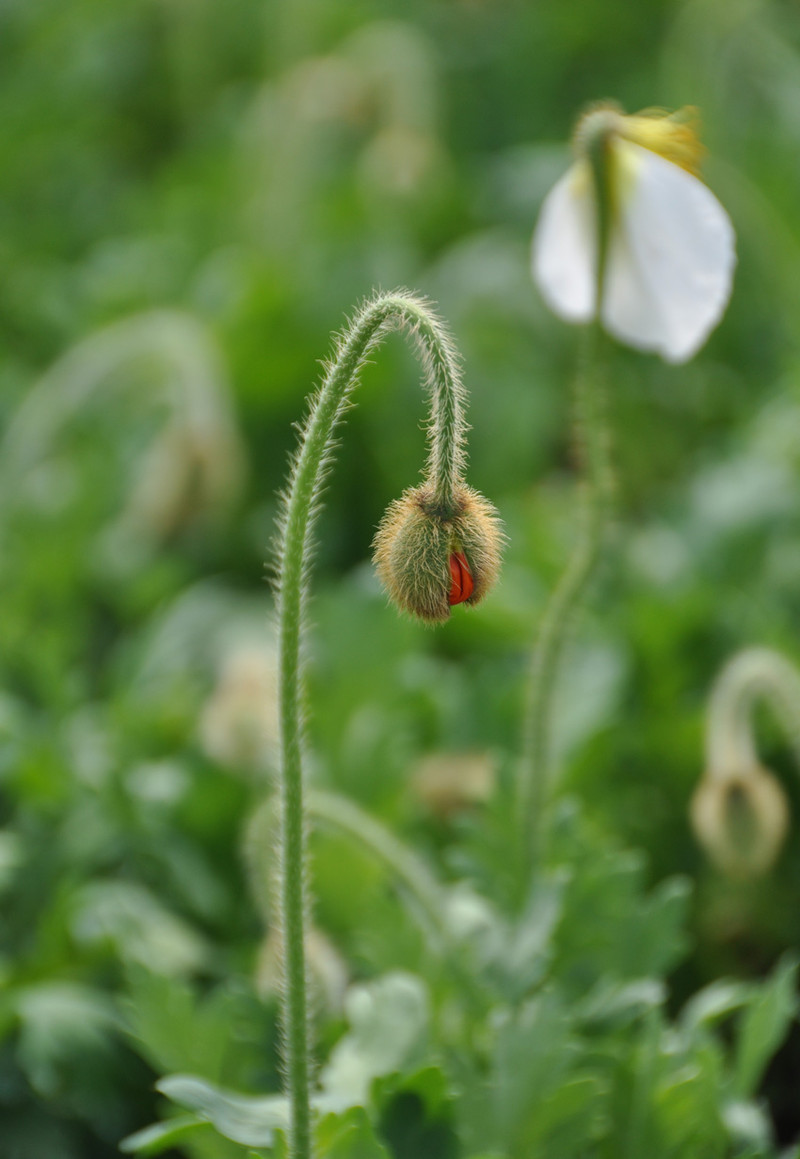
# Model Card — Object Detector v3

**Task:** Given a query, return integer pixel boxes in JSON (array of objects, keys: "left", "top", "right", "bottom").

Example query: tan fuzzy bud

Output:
[
  {"left": 256, "top": 925, "right": 348, "bottom": 1015},
  {"left": 372, "top": 482, "right": 503, "bottom": 624},
  {"left": 199, "top": 647, "right": 279, "bottom": 776},
  {"left": 124, "top": 420, "right": 243, "bottom": 541},
  {"left": 411, "top": 750, "right": 495, "bottom": 819},
  {"left": 691, "top": 765, "right": 790, "bottom": 879}
]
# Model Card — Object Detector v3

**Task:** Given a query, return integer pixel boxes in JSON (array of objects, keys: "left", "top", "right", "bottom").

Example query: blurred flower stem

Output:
[
  {"left": 518, "top": 320, "right": 614, "bottom": 868},
  {"left": 275, "top": 290, "right": 468, "bottom": 1159},
  {"left": 518, "top": 115, "right": 619, "bottom": 878}
]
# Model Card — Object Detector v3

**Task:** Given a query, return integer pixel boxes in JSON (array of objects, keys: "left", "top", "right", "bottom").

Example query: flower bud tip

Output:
[{"left": 448, "top": 551, "right": 474, "bottom": 605}]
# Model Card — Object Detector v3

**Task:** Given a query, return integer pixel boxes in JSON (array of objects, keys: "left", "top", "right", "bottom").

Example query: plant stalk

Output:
[
  {"left": 274, "top": 291, "right": 466, "bottom": 1159},
  {"left": 517, "top": 322, "right": 613, "bottom": 866},
  {"left": 517, "top": 121, "right": 618, "bottom": 879}
]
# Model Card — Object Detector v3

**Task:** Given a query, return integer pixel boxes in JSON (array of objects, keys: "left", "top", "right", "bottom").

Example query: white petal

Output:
[
  {"left": 532, "top": 159, "right": 597, "bottom": 324},
  {"left": 602, "top": 140, "right": 736, "bottom": 363}
]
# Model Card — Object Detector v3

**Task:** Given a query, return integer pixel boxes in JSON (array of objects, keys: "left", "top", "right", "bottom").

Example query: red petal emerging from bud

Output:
[{"left": 448, "top": 551, "right": 474, "bottom": 605}]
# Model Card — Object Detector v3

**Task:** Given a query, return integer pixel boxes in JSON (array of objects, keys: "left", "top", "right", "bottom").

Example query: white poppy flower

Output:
[{"left": 532, "top": 105, "right": 736, "bottom": 363}]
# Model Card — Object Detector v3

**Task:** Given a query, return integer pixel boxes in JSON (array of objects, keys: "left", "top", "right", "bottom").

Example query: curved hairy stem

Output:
[{"left": 274, "top": 291, "right": 467, "bottom": 1159}]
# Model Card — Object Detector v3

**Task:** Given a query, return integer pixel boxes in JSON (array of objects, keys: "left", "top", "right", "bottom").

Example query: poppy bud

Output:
[
  {"left": 691, "top": 764, "right": 789, "bottom": 879},
  {"left": 372, "top": 483, "right": 503, "bottom": 624}
]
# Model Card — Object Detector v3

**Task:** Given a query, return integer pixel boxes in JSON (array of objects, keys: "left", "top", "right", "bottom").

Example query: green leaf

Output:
[
  {"left": 493, "top": 992, "right": 575, "bottom": 1130},
  {"left": 680, "top": 981, "right": 753, "bottom": 1032},
  {"left": 123, "top": 968, "right": 262, "bottom": 1082},
  {"left": 149, "top": 973, "right": 428, "bottom": 1151},
  {"left": 375, "top": 1067, "right": 458, "bottom": 1159},
  {"left": 520, "top": 1075, "right": 607, "bottom": 1158},
  {"left": 157, "top": 1074, "right": 290, "bottom": 1147},
  {"left": 119, "top": 1114, "right": 208, "bottom": 1155},
  {"left": 501, "top": 872, "right": 565, "bottom": 999},
  {"left": 315, "top": 1107, "right": 390, "bottom": 1159},
  {"left": 13, "top": 982, "right": 122, "bottom": 1098},
  {"left": 654, "top": 1053, "right": 727, "bottom": 1159},
  {"left": 70, "top": 880, "right": 209, "bottom": 976},
  {"left": 734, "top": 954, "right": 799, "bottom": 1098},
  {"left": 721, "top": 1100, "right": 772, "bottom": 1150},
  {"left": 372, "top": 1065, "right": 452, "bottom": 1120},
  {"left": 320, "top": 973, "right": 428, "bottom": 1105},
  {"left": 462, "top": 990, "right": 586, "bottom": 1154},
  {"left": 552, "top": 840, "right": 692, "bottom": 988},
  {"left": 576, "top": 977, "right": 665, "bottom": 1029}
]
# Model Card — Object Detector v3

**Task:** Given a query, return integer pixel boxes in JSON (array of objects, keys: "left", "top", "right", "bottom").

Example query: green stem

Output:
[
  {"left": 275, "top": 291, "right": 467, "bottom": 1159},
  {"left": 516, "top": 118, "right": 619, "bottom": 882},
  {"left": 517, "top": 320, "right": 614, "bottom": 871}
]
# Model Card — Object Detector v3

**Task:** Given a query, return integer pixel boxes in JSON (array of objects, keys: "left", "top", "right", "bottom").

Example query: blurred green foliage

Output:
[{"left": 3, "top": 0, "right": 800, "bottom": 1155}]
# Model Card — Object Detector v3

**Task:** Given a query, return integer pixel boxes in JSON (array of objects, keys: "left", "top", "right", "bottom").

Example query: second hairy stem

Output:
[{"left": 517, "top": 322, "right": 614, "bottom": 872}]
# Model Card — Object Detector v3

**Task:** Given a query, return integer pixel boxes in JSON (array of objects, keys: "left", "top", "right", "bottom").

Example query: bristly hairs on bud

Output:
[
  {"left": 372, "top": 482, "right": 503, "bottom": 624},
  {"left": 691, "top": 647, "right": 800, "bottom": 878},
  {"left": 272, "top": 289, "right": 501, "bottom": 1159}
]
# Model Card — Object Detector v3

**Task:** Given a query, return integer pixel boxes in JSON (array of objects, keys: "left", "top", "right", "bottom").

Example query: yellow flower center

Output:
[
  {"left": 574, "top": 102, "right": 705, "bottom": 175},
  {"left": 618, "top": 107, "right": 704, "bottom": 175}
]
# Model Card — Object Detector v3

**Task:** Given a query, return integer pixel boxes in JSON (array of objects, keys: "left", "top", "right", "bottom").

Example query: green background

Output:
[{"left": 3, "top": 0, "right": 800, "bottom": 1154}]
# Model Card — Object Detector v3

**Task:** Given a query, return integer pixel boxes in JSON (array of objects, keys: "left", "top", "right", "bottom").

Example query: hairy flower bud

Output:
[
  {"left": 372, "top": 483, "right": 503, "bottom": 624},
  {"left": 691, "top": 765, "right": 790, "bottom": 879}
]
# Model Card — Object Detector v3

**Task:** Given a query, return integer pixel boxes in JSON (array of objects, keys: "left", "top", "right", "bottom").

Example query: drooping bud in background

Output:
[
  {"left": 410, "top": 750, "right": 495, "bottom": 820},
  {"left": 257, "top": 925, "right": 348, "bottom": 1016},
  {"left": 691, "top": 648, "right": 800, "bottom": 878},
  {"left": 199, "top": 646, "right": 279, "bottom": 776},
  {"left": 122, "top": 417, "right": 242, "bottom": 542},
  {"left": 691, "top": 764, "right": 789, "bottom": 880},
  {"left": 372, "top": 482, "right": 503, "bottom": 624}
]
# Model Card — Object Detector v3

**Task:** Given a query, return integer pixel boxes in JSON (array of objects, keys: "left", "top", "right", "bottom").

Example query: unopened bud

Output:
[
  {"left": 257, "top": 925, "right": 348, "bottom": 1015},
  {"left": 372, "top": 483, "right": 503, "bottom": 624},
  {"left": 411, "top": 750, "right": 495, "bottom": 819},
  {"left": 199, "top": 647, "right": 278, "bottom": 776},
  {"left": 691, "top": 765, "right": 790, "bottom": 879}
]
